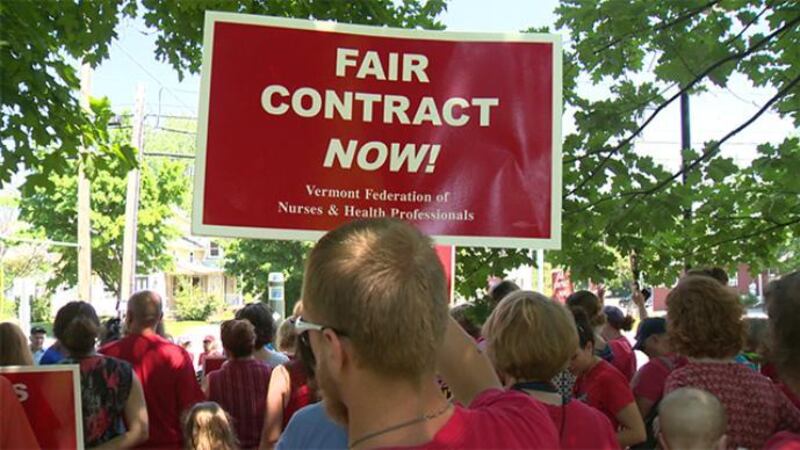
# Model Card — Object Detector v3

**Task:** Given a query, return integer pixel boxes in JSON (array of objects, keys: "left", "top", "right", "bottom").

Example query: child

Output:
[
  {"left": 735, "top": 317, "right": 768, "bottom": 371},
  {"left": 658, "top": 388, "right": 727, "bottom": 450},
  {"left": 182, "top": 402, "right": 239, "bottom": 450}
]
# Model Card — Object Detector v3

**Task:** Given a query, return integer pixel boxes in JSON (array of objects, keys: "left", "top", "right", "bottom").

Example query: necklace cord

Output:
[{"left": 348, "top": 400, "right": 452, "bottom": 449}]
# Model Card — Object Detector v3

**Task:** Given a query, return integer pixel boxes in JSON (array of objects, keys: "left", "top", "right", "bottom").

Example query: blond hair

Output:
[
  {"left": 182, "top": 402, "right": 239, "bottom": 450},
  {"left": 659, "top": 388, "right": 726, "bottom": 449},
  {"left": 303, "top": 219, "right": 448, "bottom": 378},
  {"left": 483, "top": 291, "right": 578, "bottom": 381},
  {"left": 0, "top": 322, "right": 34, "bottom": 366},
  {"left": 276, "top": 318, "right": 297, "bottom": 355}
]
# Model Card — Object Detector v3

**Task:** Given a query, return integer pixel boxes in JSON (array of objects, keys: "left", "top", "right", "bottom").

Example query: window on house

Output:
[
  {"left": 135, "top": 276, "right": 149, "bottom": 291},
  {"left": 210, "top": 242, "right": 220, "bottom": 258},
  {"left": 189, "top": 252, "right": 194, "bottom": 263}
]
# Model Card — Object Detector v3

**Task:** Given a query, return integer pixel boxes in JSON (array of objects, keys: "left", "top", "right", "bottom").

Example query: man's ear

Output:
[
  {"left": 715, "top": 434, "right": 727, "bottom": 450},
  {"left": 322, "top": 328, "right": 349, "bottom": 375}
]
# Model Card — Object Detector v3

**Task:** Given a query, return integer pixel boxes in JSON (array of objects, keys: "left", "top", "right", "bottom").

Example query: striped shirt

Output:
[{"left": 208, "top": 358, "right": 272, "bottom": 448}]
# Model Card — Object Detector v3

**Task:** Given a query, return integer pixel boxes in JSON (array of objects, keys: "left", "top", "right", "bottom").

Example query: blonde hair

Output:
[
  {"left": 0, "top": 322, "right": 34, "bottom": 366},
  {"left": 276, "top": 318, "right": 297, "bottom": 355},
  {"left": 659, "top": 388, "right": 726, "bottom": 449},
  {"left": 182, "top": 402, "right": 239, "bottom": 450},
  {"left": 483, "top": 291, "right": 578, "bottom": 381},
  {"left": 303, "top": 219, "right": 448, "bottom": 378}
]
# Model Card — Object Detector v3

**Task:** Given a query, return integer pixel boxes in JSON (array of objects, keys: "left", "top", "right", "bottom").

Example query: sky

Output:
[{"left": 89, "top": 0, "right": 795, "bottom": 173}]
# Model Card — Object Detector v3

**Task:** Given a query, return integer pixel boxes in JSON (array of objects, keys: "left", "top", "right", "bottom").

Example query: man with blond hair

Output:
[
  {"left": 658, "top": 387, "right": 727, "bottom": 450},
  {"left": 296, "top": 218, "right": 558, "bottom": 449}
]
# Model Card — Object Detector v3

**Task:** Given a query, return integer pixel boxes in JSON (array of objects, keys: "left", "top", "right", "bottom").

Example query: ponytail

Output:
[
  {"left": 53, "top": 301, "right": 101, "bottom": 356},
  {"left": 621, "top": 315, "right": 635, "bottom": 331}
]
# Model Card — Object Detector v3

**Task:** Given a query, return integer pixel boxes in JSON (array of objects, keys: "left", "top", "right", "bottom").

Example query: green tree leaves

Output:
[{"left": 0, "top": 0, "right": 138, "bottom": 187}]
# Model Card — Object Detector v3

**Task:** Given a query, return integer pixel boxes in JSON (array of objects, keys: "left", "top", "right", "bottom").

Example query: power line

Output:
[
  {"left": 142, "top": 151, "right": 195, "bottom": 159},
  {"left": 112, "top": 42, "right": 196, "bottom": 115}
]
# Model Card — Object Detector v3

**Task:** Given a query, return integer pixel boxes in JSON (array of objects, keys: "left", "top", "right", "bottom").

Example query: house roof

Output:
[{"left": 172, "top": 259, "right": 224, "bottom": 276}]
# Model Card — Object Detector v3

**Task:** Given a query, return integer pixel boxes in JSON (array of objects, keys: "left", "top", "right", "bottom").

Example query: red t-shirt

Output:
[
  {"left": 608, "top": 337, "right": 636, "bottom": 381},
  {"left": 665, "top": 362, "right": 800, "bottom": 450},
  {"left": 765, "top": 431, "right": 800, "bottom": 450},
  {"left": 383, "top": 389, "right": 558, "bottom": 449},
  {"left": 101, "top": 333, "right": 205, "bottom": 449},
  {"left": 208, "top": 359, "right": 272, "bottom": 449},
  {"left": 631, "top": 354, "right": 687, "bottom": 404},
  {"left": 544, "top": 400, "right": 618, "bottom": 449},
  {"left": 283, "top": 359, "right": 315, "bottom": 429},
  {"left": 574, "top": 359, "right": 636, "bottom": 428}
]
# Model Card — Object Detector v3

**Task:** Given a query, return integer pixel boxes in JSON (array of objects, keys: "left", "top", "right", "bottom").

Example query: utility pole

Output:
[
  {"left": 680, "top": 92, "right": 692, "bottom": 271},
  {"left": 536, "top": 249, "right": 545, "bottom": 293},
  {"left": 119, "top": 84, "right": 146, "bottom": 310},
  {"left": 78, "top": 64, "right": 93, "bottom": 303}
]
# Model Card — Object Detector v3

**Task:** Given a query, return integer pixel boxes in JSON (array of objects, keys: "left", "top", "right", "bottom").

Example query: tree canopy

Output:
[
  {"left": 18, "top": 113, "right": 188, "bottom": 298},
  {"left": 3, "top": 0, "right": 797, "bottom": 301},
  {"left": 459, "top": 0, "right": 799, "bottom": 294}
]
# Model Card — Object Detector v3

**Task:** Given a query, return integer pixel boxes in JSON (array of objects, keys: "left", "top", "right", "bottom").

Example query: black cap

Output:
[
  {"left": 31, "top": 326, "right": 47, "bottom": 335},
  {"left": 634, "top": 317, "right": 666, "bottom": 351}
]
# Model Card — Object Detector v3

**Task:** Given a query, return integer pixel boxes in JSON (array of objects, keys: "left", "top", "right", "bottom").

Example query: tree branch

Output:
[
  {"left": 564, "top": 14, "right": 800, "bottom": 197},
  {"left": 682, "top": 216, "right": 800, "bottom": 257},
  {"left": 590, "top": 0, "right": 723, "bottom": 56},
  {"left": 565, "top": 71, "right": 800, "bottom": 216}
]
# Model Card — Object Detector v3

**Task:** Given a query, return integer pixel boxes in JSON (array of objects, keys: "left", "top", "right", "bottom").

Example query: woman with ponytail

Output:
[
  {"left": 601, "top": 305, "right": 637, "bottom": 381},
  {"left": 54, "top": 301, "right": 149, "bottom": 448}
]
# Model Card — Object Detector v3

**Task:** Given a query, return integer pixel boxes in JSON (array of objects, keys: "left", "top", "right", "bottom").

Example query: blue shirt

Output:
[
  {"left": 277, "top": 402, "right": 348, "bottom": 450},
  {"left": 39, "top": 345, "right": 65, "bottom": 365},
  {"left": 32, "top": 349, "right": 45, "bottom": 365}
]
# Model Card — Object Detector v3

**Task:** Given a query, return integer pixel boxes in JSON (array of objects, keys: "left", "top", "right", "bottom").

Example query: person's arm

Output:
[
  {"left": 95, "top": 375, "right": 149, "bottom": 449},
  {"left": 634, "top": 396, "right": 656, "bottom": 422},
  {"left": 259, "top": 364, "right": 291, "bottom": 450},
  {"left": 632, "top": 283, "right": 648, "bottom": 320},
  {"left": 615, "top": 402, "right": 647, "bottom": 447},
  {"left": 176, "top": 348, "right": 206, "bottom": 417},
  {"left": 436, "top": 316, "right": 501, "bottom": 406}
]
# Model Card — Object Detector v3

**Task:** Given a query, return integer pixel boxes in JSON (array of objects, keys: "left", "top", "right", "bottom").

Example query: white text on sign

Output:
[{"left": 259, "top": 48, "right": 501, "bottom": 174}]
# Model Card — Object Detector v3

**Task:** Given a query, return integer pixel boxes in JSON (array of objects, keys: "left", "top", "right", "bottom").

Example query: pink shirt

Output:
[
  {"left": 608, "top": 337, "right": 636, "bottom": 381},
  {"left": 666, "top": 362, "right": 800, "bottom": 450},
  {"left": 631, "top": 354, "right": 687, "bottom": 404},
  {"left": 574, "top": 359, "right": 636, "bottom": 429},
  {"left": 208, "top": 359, "right": 272, "bottom": 449},
  {"left": 544, "top": 400, "right": 618, "bottom": 449},
  {"left": 765, "top": 432, "right": 800, "bottom": 450},
  {"left": 384, "top": 389, "right": 559, "bottom": 449}
]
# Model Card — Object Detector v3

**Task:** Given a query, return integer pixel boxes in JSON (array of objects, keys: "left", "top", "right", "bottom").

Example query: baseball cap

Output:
[
  {"left": 634, "top": 317, "right": 667, "bottom": 351},
  {"left": 203, "top": 335, "right": 215, "bottom": 343},
  {"left": 602, "top": 305, "right": 625, "bottom": 325},
  {"left": 31, "top": 326, "right": 46, "bottom": 335}
]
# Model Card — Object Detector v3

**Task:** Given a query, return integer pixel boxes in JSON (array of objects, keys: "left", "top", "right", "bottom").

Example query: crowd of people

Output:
[{"left": 1, "top": 217, "right": 799, "bottom": 449}]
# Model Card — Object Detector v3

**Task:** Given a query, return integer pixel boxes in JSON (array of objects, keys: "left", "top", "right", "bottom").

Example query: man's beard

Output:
[{"left": 316, "top": 353, "right": 349, "bottom": 426}]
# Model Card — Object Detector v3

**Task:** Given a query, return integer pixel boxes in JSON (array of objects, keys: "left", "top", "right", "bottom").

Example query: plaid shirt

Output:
[{"left": 208, "top": 359, "right": 272, "bottom": 448}]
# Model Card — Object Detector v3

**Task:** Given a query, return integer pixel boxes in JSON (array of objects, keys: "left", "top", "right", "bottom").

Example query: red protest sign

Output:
[
  {"left": 435, "top": 245, "right": 456, "bottom": 303},
  {"left": 193, "top": 13, "right": 562, "bottom": 248},
  {"left": 0, "top": 365, "right": 84, "bottom": 449}
]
